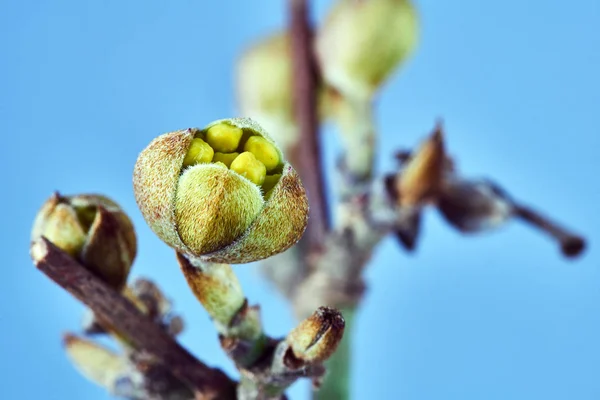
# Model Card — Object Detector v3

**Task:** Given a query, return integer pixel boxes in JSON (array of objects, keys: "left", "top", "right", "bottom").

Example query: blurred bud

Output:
[
  {"left": 316, "top": 0, "right": 419, "bottom": 101},
  {"left": 237, "top": 32, "right": 330, "bottom": 151},
  {"left": 64, "top": 334, "right": 193, "bottom": 399},
  {"left": 32, "top": 193, "right": 136, "bottom": 290},
  {"left": 395, "top": 125, "right": 445, "bottom": 207},
  {"left": 133, "top": 118, "right": 309, "bottom": 264},
  {"left": 63, "top": 333, "right": 128, "bottom": 392},
  {"left": 437, "top": 179, "right": 514, "bottom": 233},
  {"left": 285, "top": 306, "right": 345, "bottom": 366}
]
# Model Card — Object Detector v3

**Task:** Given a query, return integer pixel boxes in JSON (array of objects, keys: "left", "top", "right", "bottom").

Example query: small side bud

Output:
[
  {"left": 63, "top": 333, "right": 128, "bottom": 391},
  {"left": 285, "top": 306, "right": 345, "bottom": 366},
  {"left": 31, "top": 193, "right": 137, "bottom": 290}
]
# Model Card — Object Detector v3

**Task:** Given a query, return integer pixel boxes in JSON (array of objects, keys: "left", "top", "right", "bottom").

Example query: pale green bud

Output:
[
  {"left": 316, "top": 0, "right": 419, "bottom": 100},
  {"left": 237, "top": 32, "right": 332, "bottom": 150},
  {"left": 133, "top": 118, "right": 309, "bottom": 264}
]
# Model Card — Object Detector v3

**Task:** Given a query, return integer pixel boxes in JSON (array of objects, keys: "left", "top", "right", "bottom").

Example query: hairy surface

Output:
[
  {"left": 175, "top": 164, "right": 264, "bottom": 255},
  {"left": 133, "top": 129, "right": 194, "bottom": 254},
  {"left": 204, "top": 163, "right": 309, "bottom": 264}
]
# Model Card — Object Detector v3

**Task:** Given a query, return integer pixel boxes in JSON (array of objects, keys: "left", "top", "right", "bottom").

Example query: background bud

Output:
[
  {"left": 237, "top": 32, "right": 332, "bottom": 151},
  {"left": 316, "top": 0, "right": 419, "bottom": 101},
  {"left": 237, "top": 32, "right": 297, "bottom": 150},
  {"left": 63, "top": 334, "right": 129, "bottom": 392},
  {"left": 133, "top": 118, "right": 309, "bottom": 264},
  {"left": 31, "top": 193, "right": 137, "bottom": 290}
]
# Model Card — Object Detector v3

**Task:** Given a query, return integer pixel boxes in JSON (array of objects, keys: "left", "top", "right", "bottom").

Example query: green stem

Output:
[{"left": 314, "top": 307, "right": 355, "bottom": 400}]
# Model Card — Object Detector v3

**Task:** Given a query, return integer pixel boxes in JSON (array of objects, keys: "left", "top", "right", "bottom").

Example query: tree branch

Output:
[
  {"left": 513, "top": 204, "right": 586, "bottom": 257},
  {"left": 289, "top": 0, "right": 330, "bottom": 249},
  {"left": 30, "top": 237, "right": 237, "bottom": 400}
]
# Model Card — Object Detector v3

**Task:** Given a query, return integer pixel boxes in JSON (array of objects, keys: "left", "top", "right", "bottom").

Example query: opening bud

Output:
[{"left": 133, "top": 118, "right": 309, "bottom": 264}]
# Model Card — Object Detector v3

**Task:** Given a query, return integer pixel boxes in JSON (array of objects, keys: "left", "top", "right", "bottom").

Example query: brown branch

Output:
[
  {"left": 289, "top": 0, "right": 330, "bottom": 249},
  {"left": 30, "top": 238, "right": 237, "bottom": 400},
  {"left": 513, "top": 204, "right": 586, "bottom": 258}
]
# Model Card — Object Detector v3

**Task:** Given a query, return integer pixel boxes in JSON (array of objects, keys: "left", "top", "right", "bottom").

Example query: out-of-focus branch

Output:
[
  {"left": 289, "top": 0, "right": 330, "bottom": 249},
  {"left": 30, "top": 238, "right": 237, "bottom": 400},
  {"left": 513, "top": 204, "right": 586, "bottom": 257}
]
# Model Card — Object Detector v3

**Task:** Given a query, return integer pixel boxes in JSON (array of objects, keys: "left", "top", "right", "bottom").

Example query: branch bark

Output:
[
  {"left": 289, "top": 0, "right": 330, "bottom": 249},
  {"left": 30, "top": 237, "right": 237, "bottom": 400}
]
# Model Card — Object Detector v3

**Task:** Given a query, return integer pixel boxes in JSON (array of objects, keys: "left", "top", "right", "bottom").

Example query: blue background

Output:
[{"left": 1, "top": 1, "right": 599, "bottom": 399}]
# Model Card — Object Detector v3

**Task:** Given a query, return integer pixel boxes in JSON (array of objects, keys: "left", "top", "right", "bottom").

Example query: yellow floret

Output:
[
  {"left": 261, "top": 174, "right": 281, "bottom": 194},
  {"left": 230, "top": 152, "right": 266, "bottom": 186},
  {"left": 212, "top": 152, "right": 240, "bottom": 168},
  {"left": 213, "top": 161, "right": 228, "bottom": 169},
  {"left": 206, "top": 123, "right": 244, "bottom": 153},
  {"left": 183, "top": 138, "right": 214, "bottom": 167},
  {"left": 243, "top": 136, "right": 280, "bottom": 172}
]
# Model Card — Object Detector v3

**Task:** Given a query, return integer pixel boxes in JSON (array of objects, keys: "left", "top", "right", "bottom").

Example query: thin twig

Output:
[
  {"left": 30, "top": 238, "right": 237, "bottom": 400},
  {"left": 513, "top": 204, "right": 586, "bottom": 257},
  {"left": 289, "top": 0, "right": 330, "bottom": 249}
]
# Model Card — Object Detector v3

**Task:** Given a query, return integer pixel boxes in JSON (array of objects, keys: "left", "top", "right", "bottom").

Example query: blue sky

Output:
[{"left": 1, "top": 0, "right": 599, "bottom": 399}]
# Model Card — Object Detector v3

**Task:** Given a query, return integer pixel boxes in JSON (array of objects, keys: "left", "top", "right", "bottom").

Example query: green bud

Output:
[
  {"left": 316, "top": 0, "right": 419, "bottom": 100},
  {"left": 31, "top": 193, "right": 137, "bottom": 290},
  {"left": 133, "top": 118, "right": 309, "bottom": 264},
  {"left": 237, "top": 32, "right": 332, "bottom": 151}
]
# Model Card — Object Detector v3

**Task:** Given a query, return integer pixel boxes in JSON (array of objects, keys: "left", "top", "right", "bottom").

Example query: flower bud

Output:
[
  {"left": 31, "top": 193, "right": 137, "bottom": 290},
  {"left": 316, "top": 0, "right": 419, "bottom": 100},
  {"left": 285, "top": 306, "right": 345, "bottom": 365},
  {"left": 133, "top": 118, "right": 309, "bottom": 264},
  {"left": 237, "top": 32, "right": 331, "bottom": 151}
]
